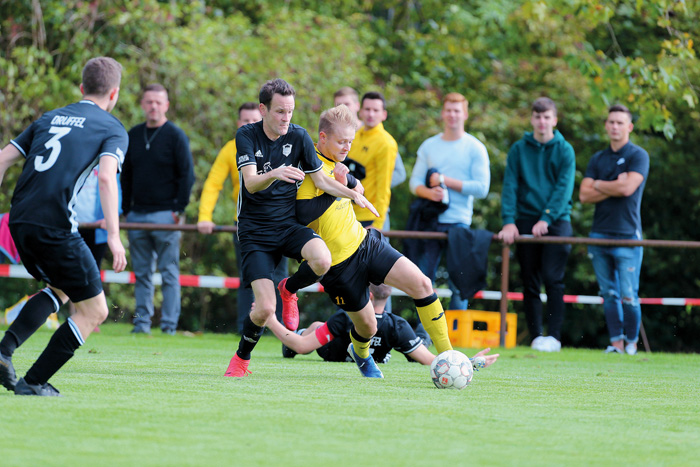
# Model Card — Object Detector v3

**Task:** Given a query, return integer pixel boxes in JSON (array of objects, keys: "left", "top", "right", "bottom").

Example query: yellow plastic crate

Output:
[{"left": 445, "top": 310, "right": 517, "bottom": 349}]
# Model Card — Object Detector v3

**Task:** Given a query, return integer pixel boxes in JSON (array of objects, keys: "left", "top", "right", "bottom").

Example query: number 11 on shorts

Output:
[{"left": 335, "top": 296, "right": 345, "bottom": 305}]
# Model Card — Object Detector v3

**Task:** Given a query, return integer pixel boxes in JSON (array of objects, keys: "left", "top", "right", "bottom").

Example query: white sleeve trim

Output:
[{"left": 10, "top": 140, "right": 26, "bottom": 157}]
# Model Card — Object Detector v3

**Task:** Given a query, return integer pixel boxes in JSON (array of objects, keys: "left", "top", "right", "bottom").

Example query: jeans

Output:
[
  {"left": 515, "top": 218, "right": 572, "bottom": 341},
  {"left": 416, "top": 223, "right": 469, "bottom": 310},
  {"left": 234, "top": 229, "right": 287, "bottom": 333},
  {"left": 127, "top": 210, "right": 182, "bottom": 331},
  {"left": 587, "top": 232, "right": 643, "bottom": 344}
]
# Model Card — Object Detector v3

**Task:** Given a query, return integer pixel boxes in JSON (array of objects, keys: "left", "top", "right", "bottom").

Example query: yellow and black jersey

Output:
[{"left": 296, "top": 149, "right": 366, "bottom": 266}]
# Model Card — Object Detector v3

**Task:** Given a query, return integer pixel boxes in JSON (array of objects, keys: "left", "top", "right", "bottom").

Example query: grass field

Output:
[{"left": 1, "top": 323, "right": 699, "bottom": 466}]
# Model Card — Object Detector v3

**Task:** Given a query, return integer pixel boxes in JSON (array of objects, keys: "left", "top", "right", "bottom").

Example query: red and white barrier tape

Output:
[{"left": 2, "top": 264, "right": 699, "bottom": 306}]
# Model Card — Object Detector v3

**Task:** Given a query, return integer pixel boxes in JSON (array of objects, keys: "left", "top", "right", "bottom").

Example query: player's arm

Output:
[
  {"left": 240, "top": 164, "right": 305, "bottom": 193},
  {"left": 266, "top": 314, "right": 324, "bottom": 354},
  {"left": 0, "top": 144, "right": 23, "bottom": 186},
  {"left": 309, "top": 170, "right": 379, "bottom": 217},
  {"left": 98, "top": 156, "right": 127, "bottom": 273},
  {"left": 406, "top": 344, "right": 436, "bottom": 365}
]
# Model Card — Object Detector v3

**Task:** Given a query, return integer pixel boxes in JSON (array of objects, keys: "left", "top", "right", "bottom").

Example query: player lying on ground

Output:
[
  {"left": 269, "top": 283, "right": 499, "bottom": 370},
  {"left": 277, "top": 104, "right": 456, "bottom": 379}
]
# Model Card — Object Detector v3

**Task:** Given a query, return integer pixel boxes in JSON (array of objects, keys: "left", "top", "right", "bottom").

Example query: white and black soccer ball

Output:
[{"left": 430, "top": 350, "right": 474, "bottom": 390}]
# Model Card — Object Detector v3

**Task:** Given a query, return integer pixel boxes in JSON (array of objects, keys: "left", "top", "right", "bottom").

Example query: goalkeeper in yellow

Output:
[{"left": 288, "top": 104, "right": 453, "bottom": 378}]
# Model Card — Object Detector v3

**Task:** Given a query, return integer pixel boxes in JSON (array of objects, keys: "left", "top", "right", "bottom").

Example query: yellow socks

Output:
[
  {"left": 415, "top": 293, "right": 453, "bottom": 354},
  {"left": 350, "top": 328, "right": 371, "bottom": 359}
]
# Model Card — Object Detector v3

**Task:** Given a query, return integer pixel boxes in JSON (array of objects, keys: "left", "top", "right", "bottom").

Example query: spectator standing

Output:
[
  {"left": 197, "top": 103, "right": 287, "bottom": 332},
  {"left": 409, "top": 93, "right": 490, "bottom": 310},
  {"left": 498, "top": 97, "right": 575, "bottom": 352},
  {"left": 345, "top": 91, "right": 398, "bottom": 229},
  {"left": 122, "top": 84, "right": 195, "bottom": 335},
  {"left": 0, "top": 56, "right": 127, "bottom": 396},
  {"left": 579, "top": 104, "right": 649, "bottom": 356}
]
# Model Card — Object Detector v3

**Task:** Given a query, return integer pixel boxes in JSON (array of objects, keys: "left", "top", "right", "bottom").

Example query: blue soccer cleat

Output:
[{"left": 349, "top": 344, "right": 384, "bottom": 379}]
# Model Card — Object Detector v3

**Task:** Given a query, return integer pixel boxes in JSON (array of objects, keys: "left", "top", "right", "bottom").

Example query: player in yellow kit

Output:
[{"left": 283, "top": 104, "right": 453, "bottom": 378}]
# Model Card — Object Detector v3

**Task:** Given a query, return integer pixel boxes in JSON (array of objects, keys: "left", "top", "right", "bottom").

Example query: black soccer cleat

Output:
[
  {"left": 282, "top": 344, "right": 297, "bottom": 359},
  {"left": 0, "top": 352, "right": 17, "bottom": 391},
  {"left": 14, "top": 377, "right": 62, "bottom": 397}
]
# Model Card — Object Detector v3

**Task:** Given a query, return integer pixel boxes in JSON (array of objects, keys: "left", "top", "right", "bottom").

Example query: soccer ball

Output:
[{"left": 430, "top": 350, "right": 473, "bottom": 390}]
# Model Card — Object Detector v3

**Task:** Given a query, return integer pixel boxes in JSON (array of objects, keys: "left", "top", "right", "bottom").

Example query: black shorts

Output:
[
  {"left": 321, "top": 229, "right": 402, "bottom": 312},
  {"left": 10, "top": 223, "right": 103, "bottom": 302},
  {"left": 238, "top": 223, "right": 320, "bottom": 288}
]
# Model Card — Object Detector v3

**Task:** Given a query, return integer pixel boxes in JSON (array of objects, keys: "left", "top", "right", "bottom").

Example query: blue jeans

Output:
[
  {"left": 127, "top": 210, "right": 182, "bottom": 331},
  {"left": 416, "top": 222, "right": 469, "bottom": 310},
  {"left": 587, "top": 232, "right": 643, "bottom": 344}
]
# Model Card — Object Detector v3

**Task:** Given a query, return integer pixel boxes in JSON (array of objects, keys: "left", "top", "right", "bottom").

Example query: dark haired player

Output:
[
  {"left": 224, "top": 79, "right": 377, "bottom": 377},
  {"left": 282, "top": 104, "right": 454, "bottom": 379},
  {"left": 268, "top": 283, "right": 500, "bottom": 369},
  {"left": 0, "top": 57, "right": 128, "bottom": 396}
]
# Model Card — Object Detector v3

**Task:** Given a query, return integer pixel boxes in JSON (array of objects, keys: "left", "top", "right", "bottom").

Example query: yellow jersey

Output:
[
  {"left": 198, "top": 139, "right": 240, "bottom": 222},
  {"left": 296, "top": 150, "right": 366, "bottom": 266},
  {"left": 346, "top": 122, "right": 398, "bottom": 228}
]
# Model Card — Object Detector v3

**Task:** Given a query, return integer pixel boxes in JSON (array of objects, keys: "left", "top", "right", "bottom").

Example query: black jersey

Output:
[
  {"left": 235, "top": 121, "right": 322, "bottom": 231},
  {"left": 9, "top": 100, "right": 128, "bottom": 232},
  {"left": 323, "top": 311, "right": 424, "bottom": 363}
]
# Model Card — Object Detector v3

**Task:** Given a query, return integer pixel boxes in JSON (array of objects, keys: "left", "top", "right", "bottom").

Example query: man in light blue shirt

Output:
[{"left": 409, "top": 93, "right": 490, "bottom": 309}]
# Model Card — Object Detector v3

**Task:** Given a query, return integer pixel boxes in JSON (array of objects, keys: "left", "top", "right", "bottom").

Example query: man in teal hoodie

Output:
[{"left": 497, "top": 97, "right": 575, "bottom": 352}]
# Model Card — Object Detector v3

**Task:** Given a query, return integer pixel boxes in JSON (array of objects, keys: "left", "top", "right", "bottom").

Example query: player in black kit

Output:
[
  {"left": 0, "top": 57, "right": 128, "bottom": 396},
  {"left": 225, "top": 79, "right": 378, "bottom": 377}
]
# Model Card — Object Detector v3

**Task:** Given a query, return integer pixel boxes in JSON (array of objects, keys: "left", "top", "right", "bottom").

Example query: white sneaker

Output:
[
  {"left": 604, "top": 345, "right": 623, "bottom": 354},
  {"left": 531, "top": 336, "right": 546, "bottom": 351},
  {"left": 543, "top": 336, "right": 561, "bottom": 352},
  {"left": 625, "top": 343, "right": 638, "bottom": 355}
]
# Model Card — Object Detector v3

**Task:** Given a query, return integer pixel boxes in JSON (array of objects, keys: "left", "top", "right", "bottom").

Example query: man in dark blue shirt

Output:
[
  {"left": 121, "top": 83, "right": 194, "bottom": 335},
  {"left": 580, "top": 104, "right": 650, "bottom": 356},
  {"left": 0, "top": 57, "right": 128, "bottom": 396},
  {"left": 225, "top": 79, "right": 377, "bottom": 377}
]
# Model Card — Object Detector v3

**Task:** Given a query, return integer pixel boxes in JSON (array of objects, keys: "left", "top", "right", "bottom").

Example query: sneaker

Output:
[
  {"left": 0, "top": 352, "right": 17, "bottom": 391},
  {"left": 625, "top": 343, "right": 638, "bottom": 355},
  {"left": 531, "top": 336, "right": 546, "bottom": 351},
  {"left": 349, "top": 344, "right": 384, "bottom": 379},
  {"left": 604, "top": 345, "right": 623, "bottom": 354},
  {"left": 14, "top": 377, "right": 62, "bottom": 396},
  {"left": 224, "top": 354, "right": 252, "bottom": 377},
  {"left": 131, "top": 327, "right": 151, "bottom": 335},
  {"left": 278, "top": 278, "right": 299, "bottom": 331},
  {"left": 541, "top": 336, "right": 562, "bottom": 352},
  {"left": 282, "top": 344, "right": 297, "bottom": 358},
  {"left": 161, "top": 328, "right": 176, "bottom": 336}
]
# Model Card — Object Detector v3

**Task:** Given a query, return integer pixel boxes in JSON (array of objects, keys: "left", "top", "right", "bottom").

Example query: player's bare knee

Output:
[
  {"left": 409, "top": 274, "right": 434, "bottom": 299},
  {"left": 309, "top": 253, "right": 331, "bottom": 275}
]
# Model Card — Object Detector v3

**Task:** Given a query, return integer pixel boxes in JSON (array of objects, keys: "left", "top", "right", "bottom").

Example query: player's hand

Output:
[
  {"left": 497, "top": 223, "right": 519, "bottom": 245},
  {"left": 353, "top": 178, "right": 365, "bottom": 195},
  {"left": 425, "top": 186, "right": 445, "bottom": 202},
  {"left": 532, "top": 220, "right": 549, "bottom": 237},
  {"left": 352, "top": 193, "right": 379, "bottom": 217},
  {"left": 107, "top": 234, "right": 127, "bottom": 273},
  {"left": 473, "top": 347, "right": 500, "bottom": 368},
  {"left": 197, "top": 221, "right": 216, "bottom": 234},
  {"left": 333, "top": 162, "right": 349, "bottom": 185},
  {"left": 272, "top": 165, "right": 305, "bottom": 183}
]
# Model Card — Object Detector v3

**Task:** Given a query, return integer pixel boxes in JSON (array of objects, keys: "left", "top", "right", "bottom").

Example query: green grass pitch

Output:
[{"left": 1, "top": 324, "right": 699, "bottom": 466}]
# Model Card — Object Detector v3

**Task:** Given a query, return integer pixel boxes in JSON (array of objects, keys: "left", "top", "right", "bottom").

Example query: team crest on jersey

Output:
[{"left": 282, "top": 144, "right": 292, "bottom": 157}]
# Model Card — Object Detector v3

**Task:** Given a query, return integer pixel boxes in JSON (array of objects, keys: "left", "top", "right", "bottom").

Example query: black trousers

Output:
[{"left": 515, "top": 218, "right": 572, "bottom": 341}]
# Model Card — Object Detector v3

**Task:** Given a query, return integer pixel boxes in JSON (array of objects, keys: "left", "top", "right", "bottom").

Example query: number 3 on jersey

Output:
[{"left": 35, "top": 126, "right": 72, "bottom": 172}]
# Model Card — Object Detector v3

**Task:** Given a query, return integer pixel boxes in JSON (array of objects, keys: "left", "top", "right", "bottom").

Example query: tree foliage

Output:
[{"left": 1, "top": 0, "right": 698, "bottom": 350}]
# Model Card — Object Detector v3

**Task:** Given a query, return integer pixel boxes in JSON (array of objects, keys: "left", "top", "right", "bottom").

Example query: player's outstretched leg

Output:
[
  {"left": 278, "top": 277, "right": 300, "bottom": 331},
  {"left": 384, "top": 257, "right": 453, "bottom": 354},
  {"left": 16, "top": 291, "right": 106, "bottom": 396},
  {"left": 0, "top": 288, "right": 63, "bottom": 391},
  {"left": 226, "top": 279, "right": 274, "bottom": 377},
  {"left": 347, "top": 304, "right": 382, "bottom": 378}
]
